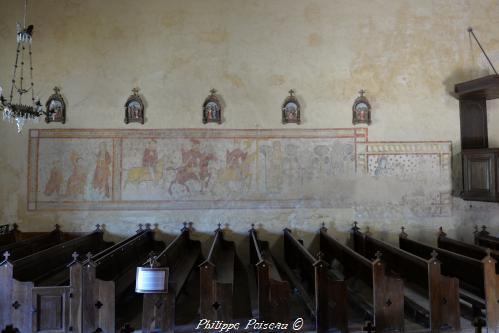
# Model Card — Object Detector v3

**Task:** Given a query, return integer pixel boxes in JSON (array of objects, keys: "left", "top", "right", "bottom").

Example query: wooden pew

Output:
[
  {"left": 320, "top": 226, "right": 404, "bottom": 332},
  {"left": 435, "top": 227, "right": 499, "bottom": 332},
  {"left": 141, "top": 223, "right": 202, "bottom": 333},
  {"left": 249, "top": 226, "right": 290, "bottom": 323},
  {"left": 438, "top": 227, "right": 499, "bottom": 267},
  {"left": 351, "top": 224, "right": 461, "bottom": 332},
  {"left": 0, "top": 225, "right": 65, "bottom": 261},
  {"left": 281, "top": 228, "right": 348, "bottom": 333},
  {"left": 200, "top": 225, "right": 251, "bottom": 322},
  {"left": 475, "top": 225, "right": 499, "bottom": 251},
  {"left": 82, "top": 224, "right": 165, "bottom": 333},
  {"left": 0, "top": 225, "right": 113, "bottom": 333}
]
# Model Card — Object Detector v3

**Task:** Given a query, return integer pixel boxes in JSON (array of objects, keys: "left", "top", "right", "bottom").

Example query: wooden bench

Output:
[
  {"left": 200, "top": 225, "right": 251, "bottom": 322},
  {"left": 351, "top": 224, "right": 461, "bottom": 332},
  {"left": 0, "top": 225, "right": 65, "bottom": 261},
  {"left": 436, "top": 227, "right": 499, "bottom": 332},
  {"left": 320, "top": 226, "right": 404, "bottom": 332},
  {"left": 249, "top": 226, "right": 290, "bottom": 323},
  {"left": 281, "top": 228, "right": 348, "bottom": 333},
  {"left": 475, "top": 225, "right": 499, "bottom": 251},
  {"left": 141, "top": 223, "right": 202, "bottom": 333},
  {"left": 0, "top": 225, "right": 113, "bottom": 333},
  {"left": 81, "top": 224, "right": 165, "bottom": 333}
]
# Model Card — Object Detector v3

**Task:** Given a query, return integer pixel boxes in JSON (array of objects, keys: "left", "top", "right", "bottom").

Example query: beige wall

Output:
[{"left": 1, "top": 0, "right": 499, "bottom": 252}]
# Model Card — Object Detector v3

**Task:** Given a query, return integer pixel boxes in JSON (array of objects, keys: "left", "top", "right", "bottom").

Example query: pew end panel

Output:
[
  {"left": 250, "top": 228, "right": 291, "bottom": 323},
  {"left": 141, "top": 226, "right": 203, "bottom": 333},
  {"left": 0, "top": 256, "right": 36, "bottom": 333},
  {"left": 284, "top": 229, "right": 348, "bottom": 333},
  {"left": 372, "top": 258, "right": 405, "bottom": 333},
  {"left": 483, "top": 253, "right": 499, "bottom": 332},
  {"left": 314, "top": 258, "right": 349, "bottom": 333},
  {"left": 255, "top": 259, "right": 291, "bottom": 323},
  {"left": 427, "top": 256, "right": 461, "bottom": 332}
]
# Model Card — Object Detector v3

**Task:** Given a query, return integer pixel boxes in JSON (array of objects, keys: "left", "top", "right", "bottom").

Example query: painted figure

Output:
[
  {"left": 92, "top": 142, "right": 112, "bottom": 198},
  {"left": 143, "top": 139, "right": 158, "bottom": 178},
  {"left": 66, "top": 151, "right": 87, "bottom": 197},
  {"left": 44, "top": 161, "right": 63, "bottom": 196}
]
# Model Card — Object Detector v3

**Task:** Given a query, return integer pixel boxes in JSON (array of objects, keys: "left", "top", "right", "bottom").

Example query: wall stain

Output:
[
  {"left": 269, "top": 74, "right": 286, "bottom": 86},
  {"left": 304, "top": 3, "right": 321, "bottom": 23},
  {"left": 308, "top": 33, "right": 322, "bottom": 47},
  {"left": 161, "top": 10, "right": 186, "bottom": 29},
  {"left": 198, "top": 29, "right": 229, "bottom": 44},
  {"left": 224, "top": 72, "right": 245, "bottom": 88}
]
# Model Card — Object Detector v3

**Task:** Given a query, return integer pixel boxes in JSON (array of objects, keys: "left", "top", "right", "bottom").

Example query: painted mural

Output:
[{"left": 27, "top": 129, "right": 451, "bottom": 215}]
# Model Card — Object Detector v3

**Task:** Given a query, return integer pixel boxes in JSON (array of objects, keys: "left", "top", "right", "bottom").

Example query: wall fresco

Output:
[{"left": 27, "top": 129, "right": 451, "bottom": 215}]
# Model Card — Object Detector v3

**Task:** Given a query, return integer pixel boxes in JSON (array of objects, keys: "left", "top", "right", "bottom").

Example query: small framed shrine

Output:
[
  {"left": 202, "top": 89, "right": 222, "bottom": 124},
  {"left": 45, "top": 87, "right": 66, "bottom": 124},
  {"left": 124, "top": 87, "right": 145, "bottom": 125},
  {"left": 352, "top": 89, "right": 372, "bottom": 125},
  {"left": 282, "top": 89, "right": 301, "bottom": 124}
]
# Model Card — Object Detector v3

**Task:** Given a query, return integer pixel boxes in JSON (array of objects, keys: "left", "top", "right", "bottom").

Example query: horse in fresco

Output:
[
  {"left": 167, "top": 153, "right": 216, "bottom": 195},
  {"left": 124, "top": 157, "right": 165, "bottom": 187}
]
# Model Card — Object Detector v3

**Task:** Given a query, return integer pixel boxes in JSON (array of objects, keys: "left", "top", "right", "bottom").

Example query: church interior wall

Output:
[{"left": 0, "top": 0, "right": 498, "bottom": 256}]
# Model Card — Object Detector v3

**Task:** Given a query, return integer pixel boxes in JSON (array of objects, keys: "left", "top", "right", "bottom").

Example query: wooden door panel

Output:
[
  {"left": 32, "top": 287, "right": 69, "bottom": 333},
  {"left": 462, "top": 151, "right": 496, "bottom": 201}
]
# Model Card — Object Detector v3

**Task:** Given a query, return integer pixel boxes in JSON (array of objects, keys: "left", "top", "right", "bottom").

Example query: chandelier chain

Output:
[
  {"left": 19, "top": 45, "right": 25, "bottom": 105},
  {"left": 29, "top": 44, "right": 34, "bottom": 103},
  {"left": 9, "top": 44, "right": 21, "bottom": 103},
  {"left": 23, "top": 0, "right": 28, "bottom": 28}
]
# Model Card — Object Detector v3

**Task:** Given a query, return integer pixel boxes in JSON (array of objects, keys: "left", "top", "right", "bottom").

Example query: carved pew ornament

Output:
[
  {"left": 282, "top": 228, "right": 348, "bottom": 333},
  {"left": 351, "top": 223, "right": 461, "bottom": 332},
  {"left": 0, "top": 224, "right": 20, "bottom": 247},
  {"left": 475, "top": 225, "right": 499, "bottom": 251},
  {"left": 249, "top": 225, "right": 291, "bottom": 323},
  {"left": 141, "top": 222, "right": 202, "bottom": 333},
  {"left": 319, "top": 224, "right": 404, "bottom": 332}
]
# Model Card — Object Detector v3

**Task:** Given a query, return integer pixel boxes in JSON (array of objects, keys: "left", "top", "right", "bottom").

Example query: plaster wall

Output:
[{"left": 0, "top": 0, "right": 499, "bottom": 254}]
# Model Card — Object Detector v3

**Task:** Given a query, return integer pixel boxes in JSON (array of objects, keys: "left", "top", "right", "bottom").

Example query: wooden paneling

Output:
[
  {"left": 460, "top": 99, "right": 488, "bottom": 149},
  {"left": 462, "top": 150, "right": 498, "bottom": 201},
  {"left": 33, "top": 287, "right": 69, "bottom": 333}
]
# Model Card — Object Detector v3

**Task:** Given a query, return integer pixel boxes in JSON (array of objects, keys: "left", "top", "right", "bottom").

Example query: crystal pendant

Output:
[{"left": 15, "top": 116, "right": 25, "bottom": 133}]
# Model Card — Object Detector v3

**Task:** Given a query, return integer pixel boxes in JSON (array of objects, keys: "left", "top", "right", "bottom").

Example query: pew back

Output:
[
  {"left": 320, "top": 229, "right": 404, "bottom": 332},
  {"left": 142, "top": 226, "right": 202, "bottom": 333},
  {"left": 351, "top": 228, "right": 461, "bottom": 332},
  {"left": 0, "top": 227, "right": 64, "bottom": 261},
  {"left": 283, "top": 228, "right": 348, "bottom": 333},
  {"left": 82, "top": 228, "right": 164, "bottom": 333},
  {"left": 200, "top": 228, "right": 237, "bottom": 321},
  {"left": 13, "top": 230, "right": 112, "bottom": 285},
  {"left": 249, "top": 228, "right": 290, "bottom": 323}
]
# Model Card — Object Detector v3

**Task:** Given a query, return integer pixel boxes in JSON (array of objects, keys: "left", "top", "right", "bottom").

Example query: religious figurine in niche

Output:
[
  {"left": 124, "top": 87, "right": 145, "bottom": 124},
  {"left": 352, "top": 89, "right": 372, "bottom": 125},
  {"left": 202, "top": 89, "right": 222, "bottom": 124},
  {"left": 282, "top": 89, "right": 301, "bottom": 124},
  {"left": 45, "top": 87, "right": 66, "bottom": 124}
]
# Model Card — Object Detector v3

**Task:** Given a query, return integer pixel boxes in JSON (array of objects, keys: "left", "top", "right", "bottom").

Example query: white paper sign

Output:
[{"left": 135, "top": 267, "right": 168, "bottom": 293}]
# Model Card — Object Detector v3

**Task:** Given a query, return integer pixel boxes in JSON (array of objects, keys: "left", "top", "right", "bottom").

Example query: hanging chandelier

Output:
[{"left": 0, "top": 0, "right": 47, "bottom": 133}]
